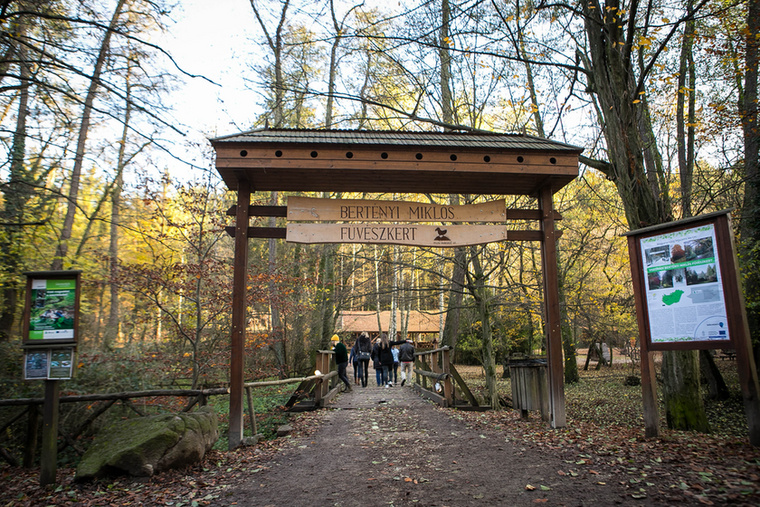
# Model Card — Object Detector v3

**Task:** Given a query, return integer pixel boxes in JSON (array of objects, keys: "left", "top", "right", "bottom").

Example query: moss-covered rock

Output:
[{"left": 75, "top": 406, "right": 218, "bottom": 481}]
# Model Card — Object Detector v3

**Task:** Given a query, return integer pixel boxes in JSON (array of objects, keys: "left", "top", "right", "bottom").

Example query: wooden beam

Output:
[
  {"left": 226, "top": 205, "right": 287, "bottom": 217},
  {"left": 228, "top": 180, "right": 250, "bottom": 450},
  {"left": 715, "top": 214, "right": 760, "bottom": 446},
  {"left": 40, "top": 380, "right": 59, "bottom": 486},
  {"left": 539, "top": 186, "right": 566, "bottom": 428},
  {"left": 225, "top": 226, "right": 287, "bottom": 239},
  {"left": 225, "top": 204, "right": 562, "bottom": 221},
  {"left": 627, "top": 234, "right": 660, "bottom": 438}
]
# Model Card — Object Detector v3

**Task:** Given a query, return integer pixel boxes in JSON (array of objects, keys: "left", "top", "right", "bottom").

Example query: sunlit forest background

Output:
[{"left": 0, "top": 0, "right": 756, "bottom": 406}]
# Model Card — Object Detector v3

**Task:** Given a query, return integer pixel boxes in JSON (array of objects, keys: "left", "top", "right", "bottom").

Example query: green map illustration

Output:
[{"left": 662, "top": 290, "right": 684, "bottom": 306}]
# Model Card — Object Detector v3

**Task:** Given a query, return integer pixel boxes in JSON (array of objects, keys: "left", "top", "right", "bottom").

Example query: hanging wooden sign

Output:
[
  {"left": 287, "top": 223, "right": 508, "bottom": 247},
  {"left": 287, "top": 196, "right": 506, "bottom": 222}
]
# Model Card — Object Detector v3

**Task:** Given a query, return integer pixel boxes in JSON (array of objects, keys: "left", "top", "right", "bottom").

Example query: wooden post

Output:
[
  {"left": 314, "top": 356, "right": 324, "bottom": 406},
  {"left": 229, "top": 179, "right": 251, "bottom": 450},
  {"left": 315, "top": 352, "right": 330, "bottom": 406},
  {"left": 539, "top": 187, "right": 566, "bottom": 428},
  {"left": 245, "top": 386, "right": 257, "bottom": 436},
  {"left": 431, "top": 350, "right": 441, "bottom": 374},
  {"left": 627, "top": 232, "right": 661, "bottom": 437},
  {"left": 40, "top": 380, "right": 59, "bottom": 486},
  {"left": 442, "top": 347, "right": 453, "bottom": 407},
  {"left": 716, "top": 214, "right": 760, "bottom": 445},
  {"left": 24, "top": 406, "right": 39, "bottom": 468}
]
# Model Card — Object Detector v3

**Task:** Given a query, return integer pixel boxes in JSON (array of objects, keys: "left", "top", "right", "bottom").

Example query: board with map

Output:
[{"left": 639, "top": 223, "right": 729, "bottom": 345}]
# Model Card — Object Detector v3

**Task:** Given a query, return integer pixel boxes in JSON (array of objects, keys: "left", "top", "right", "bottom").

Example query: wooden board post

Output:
[
  {"left": 627, "top": 234, "right": 661, "bottom": 438},
  {"left": 715, "top": 214, "right": 760, "bottom": 445},
  {"left": 39, "top": 380, "right": 59, "bottom": 486},
  {"left": 539, "top": 186, "right": 566, "bottom": 428},
  {"left": 442, "top": 347, "right": 453, "bottom": 407},
  {"left": 228, "top": 180, "right": 250, "bottom": 450}
]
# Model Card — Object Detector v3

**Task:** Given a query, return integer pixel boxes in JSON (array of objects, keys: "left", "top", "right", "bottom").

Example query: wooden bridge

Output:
[{"left": 287, "top": 346, "right": 482, "bottom": 412}]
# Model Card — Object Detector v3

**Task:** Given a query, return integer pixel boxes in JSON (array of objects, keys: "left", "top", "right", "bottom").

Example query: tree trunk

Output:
[
  {"left": 471, "top": 249, "right": 499, "bottom": 409},
  {"left": 699, "top": 350, "right": 729, "bottom": 400},
  {"left": 662, "top": 350, "right": 710, "bottom": 432},
  {"left": 0, "top": 17, "right": 29, "bottom": 341},
  {"left": 676, "top": 0, "right": 696, "bottom": 218},
  {"left": 439, "top": 0, "right": 453, "bottom": 125},
  {"left": 389, "top": 245, "right": 399, "bottom": 339},
  {"left": 739, "top": 0, "right": 760, "bottom": 371},
  {"left": 442, "top": 195, "right": 466, "bottom": 348},
  {"left": 51, "top": 0, "right": 127, "bottom": 270},
  {"left": 581, "top": 0, "right": 707, "bottom": 430},
  {"left": 268, "top": 192, "right": 285, "bottom": 377}
]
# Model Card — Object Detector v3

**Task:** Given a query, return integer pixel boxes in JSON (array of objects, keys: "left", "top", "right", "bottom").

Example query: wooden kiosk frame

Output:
[
  {"left": 625, "top": 211, "right": 760, "bottom": 445},
  {"left": 211, "top": 129, "right": 582, "bottom": 449}
]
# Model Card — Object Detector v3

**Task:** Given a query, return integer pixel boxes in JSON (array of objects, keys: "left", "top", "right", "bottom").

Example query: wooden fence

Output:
[
  {"left": 412, "top": 346, "right": 481, "bottom": 409},
  {"left": 0, "top": 350, "right": 339, "bottom": 468}
]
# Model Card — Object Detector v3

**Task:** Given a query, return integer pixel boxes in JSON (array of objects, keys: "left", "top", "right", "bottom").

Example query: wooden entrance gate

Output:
[{"left": 210, "top": 129, "right": 582, "bottom": 448}]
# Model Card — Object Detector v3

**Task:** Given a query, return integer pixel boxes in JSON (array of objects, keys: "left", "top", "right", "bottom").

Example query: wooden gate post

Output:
[
  {"left": 539, "top": 186, "right": 566, "bottom": 428},
  {"left": 40, "top": 380, "right": 59, "bottom": 486},
  {"left": 229, "top": 179, "right": 251, "bottom": 450},
  {"left": 442, "top": 347, "right": 453, "bottom": 407}
]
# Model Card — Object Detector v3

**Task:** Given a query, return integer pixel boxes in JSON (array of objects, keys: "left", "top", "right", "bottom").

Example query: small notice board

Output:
[
  {"left": 23, "top": 271, "right": 81, "bottom": 346},
  {"left": 22, "top": 270, "right": 81, "bottom": 380}
]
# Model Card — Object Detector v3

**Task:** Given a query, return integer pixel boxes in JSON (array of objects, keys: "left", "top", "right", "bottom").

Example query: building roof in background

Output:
[{"left": 336, "top": 310, "right": 440, "bottom": 334}]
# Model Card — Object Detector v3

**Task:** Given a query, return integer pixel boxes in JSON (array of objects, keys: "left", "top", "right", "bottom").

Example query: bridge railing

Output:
[{"left": 413, "top": 346, "right": 454, "bottom": 407}]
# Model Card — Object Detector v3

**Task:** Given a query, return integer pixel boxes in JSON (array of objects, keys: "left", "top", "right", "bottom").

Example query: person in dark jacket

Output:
[
  {"left": 378, "top": 333, "right": 407, "bottom": 387},
  {"left": 350, "top": 337, "right": 360, "bottom": 385},
  {"left": 332, "top": 334, "right": 351, "bottom": 392},
  {"left": 371, "top": 338, "right": 383, "bottom": 386},
  {"left": 398, "top": 339, "right": 415, "bottom": 386},
  {"left": 355, "top": 332, "right": 372, "bottom": 387}
]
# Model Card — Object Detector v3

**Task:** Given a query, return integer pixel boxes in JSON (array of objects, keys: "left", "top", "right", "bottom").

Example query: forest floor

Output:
[{"left": 2, "top": 362, "right": 760, "bottom": 506}]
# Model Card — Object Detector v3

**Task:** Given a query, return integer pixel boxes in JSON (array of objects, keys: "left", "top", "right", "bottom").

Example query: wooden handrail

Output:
[
  {"left": 413, "top": 369, "right": 450, "bottom": 380},
  {"left": 414, "top": 346, "right": 451, "bottom": 356}
]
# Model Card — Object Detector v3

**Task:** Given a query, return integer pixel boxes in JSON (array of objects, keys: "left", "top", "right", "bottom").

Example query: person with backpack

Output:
[
  {"left": 350, "top": 336, "right": 360, "bottom": 385},
  {"left": 398, "top": 339, "right": 415, "bottom": 386},
  {"left": 371, "top": 337, "right": 383, "bottom": 386},
  {"left": 354, "top": 332, "right": 372, "bottom": 387}
]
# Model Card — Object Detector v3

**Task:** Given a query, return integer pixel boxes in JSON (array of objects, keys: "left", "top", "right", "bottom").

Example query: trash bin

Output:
[{"left": 508, "top": 357, "right": 549, "bottom": 420}]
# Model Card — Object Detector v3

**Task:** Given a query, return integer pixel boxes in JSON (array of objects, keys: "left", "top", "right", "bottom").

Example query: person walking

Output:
[
  {"left": 332, "top": 334, "right": 351, "bottom": 392},
  {"left": 350, "top": 336, "right": 360, "bottom": 385},
  {"left": 378, "top": 333, "right": 407, "bottom": 387},
  {"left": 355, "top": 332, "right": 372, "bottom": 387},
  {"left": 391, "top": 344, "right": 400, "bottom": 384},
  {"left": 371, "top": 338, "right": 383, "bottom": 386},
  {"left": 398, "top": 339, "right": 415, "bottom": 386}
]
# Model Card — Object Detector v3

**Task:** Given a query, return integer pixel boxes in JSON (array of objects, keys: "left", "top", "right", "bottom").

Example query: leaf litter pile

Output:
[{"left": 2, "top": 362, "right": 759, "bottom": 506}]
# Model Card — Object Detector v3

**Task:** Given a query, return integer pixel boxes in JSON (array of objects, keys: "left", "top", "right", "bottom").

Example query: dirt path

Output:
[{"left": 221, "top": 381, "right": 651, "bottom": 507}]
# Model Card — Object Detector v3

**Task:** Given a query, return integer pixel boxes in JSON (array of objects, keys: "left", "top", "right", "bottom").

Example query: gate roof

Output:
[{"left": 210, "top": 129, "right": 581, "bottom": 195}]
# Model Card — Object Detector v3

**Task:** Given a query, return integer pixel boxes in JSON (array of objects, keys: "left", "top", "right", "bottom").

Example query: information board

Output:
[
  {"left": 639, "top": 222, "right": 729, "bottom": 345},
  {"left": 22, "top": 271, "right": 81, "bottom": 346}
]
